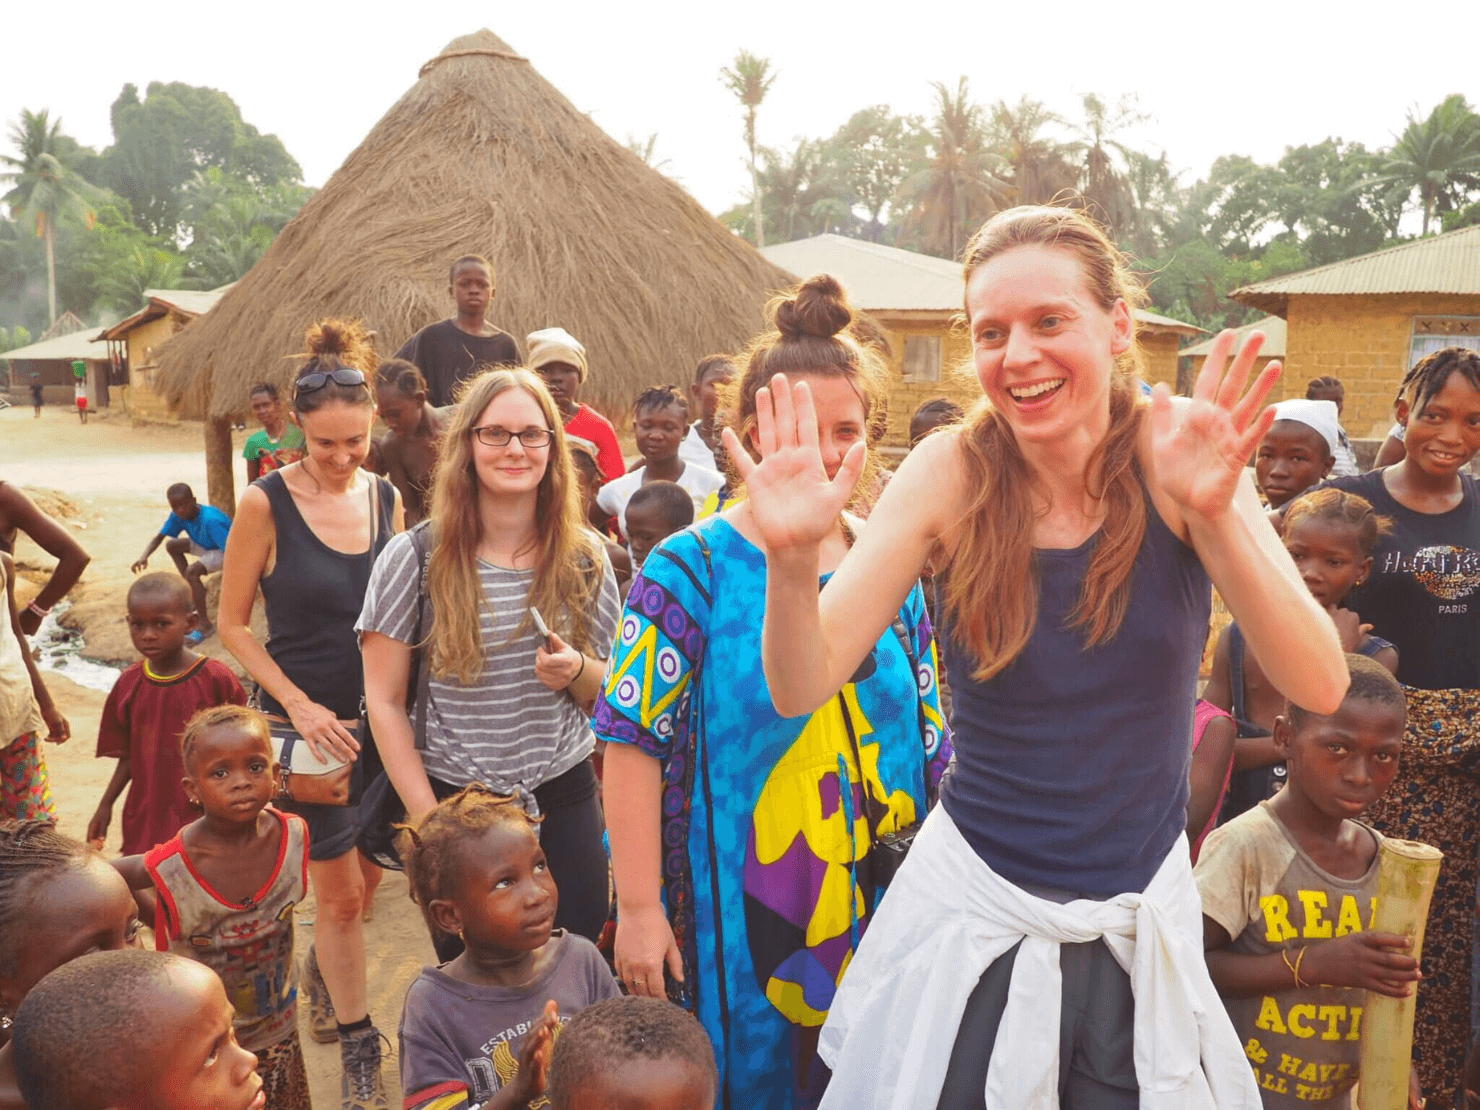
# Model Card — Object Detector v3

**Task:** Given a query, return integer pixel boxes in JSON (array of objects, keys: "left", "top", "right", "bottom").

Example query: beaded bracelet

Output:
[{"left": 26, "top": 601, "right": 50, "bottom": 619}]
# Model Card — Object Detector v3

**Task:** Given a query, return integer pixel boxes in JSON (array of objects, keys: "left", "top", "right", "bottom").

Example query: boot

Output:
[
  {"left": 302, "top": 945, "right": 338, "bottom": 1044},
  {"left": 339, "top": 1023, "right": 392, "bottom": 1110}
]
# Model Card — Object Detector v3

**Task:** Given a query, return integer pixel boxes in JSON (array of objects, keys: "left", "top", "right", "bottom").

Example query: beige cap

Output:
[{"left": 526, "top": 327, "right": 588, "bottom": 382}]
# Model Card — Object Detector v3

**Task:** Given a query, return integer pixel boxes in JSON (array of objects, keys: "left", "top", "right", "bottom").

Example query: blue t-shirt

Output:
[{"left": 160, "top": 505, "right": 232, "bottom": 551}]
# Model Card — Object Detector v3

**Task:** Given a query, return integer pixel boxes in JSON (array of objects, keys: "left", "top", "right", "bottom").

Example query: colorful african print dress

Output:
[{"left": 593, "top": 517, "right": 951, "bottom": 1110}]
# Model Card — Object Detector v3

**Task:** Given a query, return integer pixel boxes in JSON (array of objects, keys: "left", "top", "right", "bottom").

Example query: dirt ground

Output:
[{"left": 2, "top": 402, "right": 432, "bottom": 1107}]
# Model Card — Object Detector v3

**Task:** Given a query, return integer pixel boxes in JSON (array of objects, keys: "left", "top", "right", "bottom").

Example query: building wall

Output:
[
  {"left": 1185, "top": 355, "right": 1282, "bottom": 403},
  {"left": 1139, "top": 332, "right": 1184, "bottom": 390},
  {"left": 875, "top": 315, "right": 979, "bottom": 450},
  {"left": 120, "top": 313, "right": 182, "bottom": 420},
  {"left": 1283, "top": 293, "right": 1480, "bottom": 438}
]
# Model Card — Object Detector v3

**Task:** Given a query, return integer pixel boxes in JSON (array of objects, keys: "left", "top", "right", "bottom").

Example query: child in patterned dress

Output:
[
  {"left": 0, "top": 551, "right": 68, "bottom": 821},
  {"left": 115, "top": 705, "right": 311, "bottom": 1110}
]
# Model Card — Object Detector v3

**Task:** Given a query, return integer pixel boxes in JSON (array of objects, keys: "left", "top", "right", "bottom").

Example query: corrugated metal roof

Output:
[
  {"left": 759, "top": 234, "right": 1203, "bottom": 335},
  {"left": 1232, "top": 224, "right": 1480, "bottom": 316},
  {"left": 1, "top": 330, "right": 108, "bottom": 362},
  {"left": 98, "top": 284, "right": 235, "bottom": 341},
  {"left": 1182, "top": 315, "right": 1286, "bottom": 359}
]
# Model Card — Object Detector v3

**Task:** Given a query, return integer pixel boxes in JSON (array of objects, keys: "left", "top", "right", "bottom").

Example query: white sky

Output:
[{"left": 4, "top": 0, "right": 1477, "bottom": 220}]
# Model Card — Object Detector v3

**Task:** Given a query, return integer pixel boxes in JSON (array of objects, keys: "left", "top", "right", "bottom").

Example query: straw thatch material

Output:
[{"left": 154, "top": 29, "right": 797, "bottom": 420}]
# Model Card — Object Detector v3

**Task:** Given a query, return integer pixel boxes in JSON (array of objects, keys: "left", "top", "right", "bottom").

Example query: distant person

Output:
[
  {"left": 11, "top": 951, "right": 264, "bottom": 1110},
  {"left": 87, "top": 574, "right": 246, "bottom": 856},
  {"left": 243, "top": 382, "right": 305, "bottom": 483},
  {"left": 530, "top": 327, "right": 627, "bottom": 483},
  {"left": 679, "top": 355, "right": 737, "bottom": 471},
  {"left": 394, "top": 255, "right": 519, "bottom": 406},
  {"left": 73, "top": 379, "right": 87, "bottom": 424},
  {"left": 28, "top": 375, "right": 41, "bottom": 418},
  {"left": 547, "top": 996, "right": 719, "bottom": 1110},
  {"left": 0, "top": 479, "right": 91, "bottom": 636},
  {"left": 1, "top": 550, "right": 69, "bottom": 822},
  {"left": 1253, "top": 398, "right": 1338, "bottom": 509},
  {"left": 909, "top": 397, "right": 964, "bottom": 448},
  {"left": 623, "top": 481, "right": 694, "bottom": 571},
  {"left": 1305, "top": 376, "right": 1361, "bottom": 476},
  {"left": 594, "top": 386, "right": 722, "bottom": 541},
  {"left": 373, "top": 359, "right": 449, "bottom": 526},
  {"left": 131, "top": 483, "right": 232, "bottom": 643}
]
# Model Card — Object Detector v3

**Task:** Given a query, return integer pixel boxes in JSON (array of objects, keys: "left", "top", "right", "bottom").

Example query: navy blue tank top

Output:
[
  {"left": 257, "top": 470, "right": 395, "bottom": 719},
  {"left": 938, "top": 502, "right": 1211, "bottom": 895}
]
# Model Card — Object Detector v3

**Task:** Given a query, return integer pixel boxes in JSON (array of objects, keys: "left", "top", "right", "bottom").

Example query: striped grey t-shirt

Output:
[{"left": 356, "top": 531, "right": 620, "bottom": 802}]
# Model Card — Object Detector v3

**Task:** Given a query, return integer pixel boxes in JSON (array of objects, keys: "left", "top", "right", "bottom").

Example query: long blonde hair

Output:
[
  {"left": 945, "top": 205, "right": 1150, "bottom": 681},
  {"left": 425, "top": 368, "right": 604, "bottom": 684}
]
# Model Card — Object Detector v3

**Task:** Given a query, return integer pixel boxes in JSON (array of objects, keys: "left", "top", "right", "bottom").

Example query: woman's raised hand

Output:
[
  {"left": 720, "top": 374, "right": 866, "bottom": 554},
  {"left": 1149, "top": 330, "right": 1281, "bottom": 521}
]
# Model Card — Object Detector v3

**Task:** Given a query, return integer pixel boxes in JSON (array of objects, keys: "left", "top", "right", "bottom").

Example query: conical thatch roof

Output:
[{"left": 155, "top": 30, "right": 797, "bottom": 419}]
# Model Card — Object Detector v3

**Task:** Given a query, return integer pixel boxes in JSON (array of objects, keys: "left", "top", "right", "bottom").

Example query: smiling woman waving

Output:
[{"left": 736, "top": 207, "right": 1346, "bottom": 1110}]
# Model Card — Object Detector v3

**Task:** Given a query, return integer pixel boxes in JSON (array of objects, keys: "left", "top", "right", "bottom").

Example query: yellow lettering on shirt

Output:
[
  {"left": 1261, "top": 895, "right": 1298, "bottom": 942},
  {"left": 1259, "top": 1071, "right": 1290, "bottom": 1095},
  {"left": 1297, "top": 891, "right": 1333, "bottom": 938},
  {"left": 1288, "top": 1005, "right": 1318, "bottom": 1038},
  {"left": 1278, "top": 1053, "right": 1303, "bottom": 1076},
  {"left": 1244, "top": 1038, "right": 1270, "bottom": 1066},
  {"left": 1317, "top": 1005, "right": 1345, "bottom": 1041},
  {"left": 1256, "top": 995, "right": 1289, "bottom": 1035},
  {"left": 1335, "top": 895, "right": 1364, "bottom": 937},
  {"left": 1347, "top": 1007, "right": 1363, "bottom": 1041}
]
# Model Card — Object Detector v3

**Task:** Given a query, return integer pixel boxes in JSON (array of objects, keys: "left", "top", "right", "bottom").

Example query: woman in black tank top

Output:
[{"left": 219, "top": 320, "right": 403, "bottom": 1107}]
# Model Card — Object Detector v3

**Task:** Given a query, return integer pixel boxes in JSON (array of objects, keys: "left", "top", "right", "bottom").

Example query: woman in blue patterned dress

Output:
[{"left": 594, "top": 275, "right": 951, "bottom": 1109}]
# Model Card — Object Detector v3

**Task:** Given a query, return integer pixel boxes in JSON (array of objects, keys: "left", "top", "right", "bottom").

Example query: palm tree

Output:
[
  {"left": 757, "top": 139, "right": 849, "bottom": 241},
  {"left": 98, "top": 244, "right": 188, "bottom": 313},
  {"left": 1073, "top": 93, "right": 1150, "bottom": 240},
  {"left": 1, "top": 109, "right": 101, "bottom": 324},
  {"left": 895, "top": 78, "right": 1010, "bottom": 259},
  {"left": 719, "top": 51, "right": 778, "bottom": 246},
  {"left": 989, "top": 96, "right": 1080, "bottom": 206},
  {"left": 625, "top": 132, "right": 674, "bottom": 175},
  {"left": 1368, "top": 94, "right": 1480, "bottom": 234}
]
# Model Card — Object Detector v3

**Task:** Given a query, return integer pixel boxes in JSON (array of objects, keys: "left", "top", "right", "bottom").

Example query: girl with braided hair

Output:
[
  {"left": 0, "top": 819, "right": 141, "bottom": 1097},
  {"left": 1318, "top": 345, "right": 1480, "bottom": 1105},
  {"left": 374, "top": 359, "right": 450, "bottom": 527}
]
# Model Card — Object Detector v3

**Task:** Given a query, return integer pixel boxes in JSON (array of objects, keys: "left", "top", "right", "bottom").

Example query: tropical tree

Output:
[
  {"left": 1, "top": 109, "right": 103, "bottom": 325},
  {"left": 625, "top": 132, "right": 673, "bottom": 174},
  {"left": 719, "top": 51, "right": 778, "bottom": 246},
  {"left": 95, "top": 243, "right": 188, "bottom": 313},
  {"left": 1366, "top": 94, "right": 1480, "bottom": 234},
  {"left": 1073, "top": 93, "right": 1150, "bottom": 241},
  {"left": 988, "top": 96, "right": 1080, "bottom": 207},
  {"left": 895, "top": 78, "right": 1010, "bottom": 259},
  {"left": 823, "top": 106, "right": 927, "bottom": 240},
  {"left": 755, "top": 138, "right": 851, "bottom": 242}
]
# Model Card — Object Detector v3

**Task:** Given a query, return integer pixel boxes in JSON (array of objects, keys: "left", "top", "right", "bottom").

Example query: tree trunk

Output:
[
  {"left": 751, "top": 154, "right": 765, "bottom": 248},
  {"left": 44, "top": 224, "right": 57, "bottom": 326},
  {"left": 205, "top": 417, "right": 237, "bottom": 516}
]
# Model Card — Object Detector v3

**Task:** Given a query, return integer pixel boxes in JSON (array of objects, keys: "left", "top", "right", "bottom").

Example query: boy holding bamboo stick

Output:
[{"left": 1195, "top": 654, "right": 1424, "bottom": 1108}]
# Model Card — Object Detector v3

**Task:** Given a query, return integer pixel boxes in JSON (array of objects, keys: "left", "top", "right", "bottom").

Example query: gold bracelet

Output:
[
  {"left": 1294, "top": 946, "right": 1309, "bottom": 988},
  {"left": 1281, "top": 947, "right": 1309, "bottom": 989}
]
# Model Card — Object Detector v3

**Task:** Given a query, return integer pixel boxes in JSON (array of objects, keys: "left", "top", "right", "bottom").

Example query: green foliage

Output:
[
  {"left": 823, "top": 106, "right": 928, "bottom": 239},
  {"left": 101, "top": 82, "right": 302, "bottom": 238},
  {"left": 0, "top": 325, "right": 32, "bottom": 353},
  {"left": 1365, "top": 94, "right": 1480, "bottom": 235}
]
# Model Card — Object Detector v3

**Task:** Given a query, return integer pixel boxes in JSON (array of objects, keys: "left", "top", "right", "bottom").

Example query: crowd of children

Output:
[{"left": 6, "top": 233, "right": 1480, "bottom": 1110}]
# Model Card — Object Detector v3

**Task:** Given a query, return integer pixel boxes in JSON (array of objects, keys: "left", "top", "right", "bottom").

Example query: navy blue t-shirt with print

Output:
[{"left": 1326, "top": 471, "right": 1480, "bottom": 690}]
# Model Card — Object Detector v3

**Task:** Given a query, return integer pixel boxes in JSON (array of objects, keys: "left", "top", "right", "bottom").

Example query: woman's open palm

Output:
[
  {"left": 720, "top": 375, "right": 865, "bottom": 553},
  {"left": 1150, "top": 330, "right": 1280, "bottom": 520}
]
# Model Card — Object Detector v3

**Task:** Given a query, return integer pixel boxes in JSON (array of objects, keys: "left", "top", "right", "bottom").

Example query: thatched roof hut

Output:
[{"left": 155, "top": 29, "right": 796, "bottom": 508}]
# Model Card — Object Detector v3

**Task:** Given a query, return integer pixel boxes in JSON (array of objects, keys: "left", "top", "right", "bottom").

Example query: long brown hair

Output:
[
  {"left": 720, "top": 273, "right": 889, "bottom": 498},
  {"left": 945, "top": 205, "right": 1150, "bottom": 681},
  {"left": 425, "top": 368, "right": 603, "bottom": 684}
]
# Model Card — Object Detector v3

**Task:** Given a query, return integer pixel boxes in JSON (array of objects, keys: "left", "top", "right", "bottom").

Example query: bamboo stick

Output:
[{"left": 1358, "top": 838, "right": 1443, "bottom": 1110}]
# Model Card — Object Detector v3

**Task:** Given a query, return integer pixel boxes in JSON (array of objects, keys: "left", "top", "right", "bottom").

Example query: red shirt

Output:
[
  {"left": 564, "top": 404, "right": 626, "bottom": 482},
  {"left": 98, "top": 658, "right": 247, "bottom": 854}
]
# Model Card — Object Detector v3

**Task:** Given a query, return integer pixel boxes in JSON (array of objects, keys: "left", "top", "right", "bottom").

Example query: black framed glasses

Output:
[
  {"left": 472, "top": 426, "right": 555, "bottom": 448},
  {"left": 294, "top": 367, "right": 368, "bottom": 395}
]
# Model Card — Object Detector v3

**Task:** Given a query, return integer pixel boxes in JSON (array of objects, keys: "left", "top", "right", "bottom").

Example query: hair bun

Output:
[
  {"left": 774, "top": 274, "right": 853, "bottom": 340},
  {"left": 300, "top": 318, "right": 377, "bottom": 372}
]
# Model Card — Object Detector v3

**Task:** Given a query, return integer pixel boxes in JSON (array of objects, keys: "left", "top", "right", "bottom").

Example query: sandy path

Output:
[{"left": 4, "top": 404, "right": 433, "bottom": 1107}]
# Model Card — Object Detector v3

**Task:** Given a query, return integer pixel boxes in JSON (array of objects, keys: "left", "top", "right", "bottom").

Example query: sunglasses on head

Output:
[{"left": 295, "top": 367, "right": 368, "bottom": 395}]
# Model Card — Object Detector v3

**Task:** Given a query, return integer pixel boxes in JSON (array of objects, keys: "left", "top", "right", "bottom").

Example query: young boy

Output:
[
  {"left": 1196, "top": 654, "right": 1420, "bottom": 1108},
  {"left": 595, "top": 386, "right": 722, "bottom": 542},
  {"left": 1254, "top": 399, "right": 1339, "bottom": 509},
  {"left": 546, "top": 996, "right": 717, "bottom": 1110},
  {"left": 679, "top": 355, "right": 736, "bottom": 472},
  {"left": 624, "top": 481, "right": 695, "bottom": 570},
  {"left": 132, "top": 483, "right": 233, "bottom": 641},
  {"left": 88, "top": 573, "right": 246, "bottom": 854},
  {"left": 395, "top": 255, "right": 520, "bottom": 407},
  {"left": 10, "top": 950, "right": 264, "bottom": 1110},
  {"left": 909, "top": 397, "right": 964, "bottom": 450},
  {"left": 530, "top": 327, "right": 627, "bottom": 483}
]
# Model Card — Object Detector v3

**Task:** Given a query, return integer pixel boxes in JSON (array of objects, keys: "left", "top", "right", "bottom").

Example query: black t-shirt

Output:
[
  {"left": 394, "top": 320, "right": 520, "bottom": 407},
  {"left": 1327, "top": 470, "right": 1480, "bottom": 689}
]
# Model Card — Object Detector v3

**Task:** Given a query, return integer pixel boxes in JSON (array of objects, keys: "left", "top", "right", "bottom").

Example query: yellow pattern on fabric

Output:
[{"left": 605, "top": 622, "right": 690, "bottom": 729}]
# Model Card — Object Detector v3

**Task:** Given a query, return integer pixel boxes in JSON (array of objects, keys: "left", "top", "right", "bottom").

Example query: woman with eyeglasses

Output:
[
  {"left": 359, "top": 367, "right": 621, "bottom": 959},
  {"left": 218, "top": 319, "right": 403, "bottom": 1109}
]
